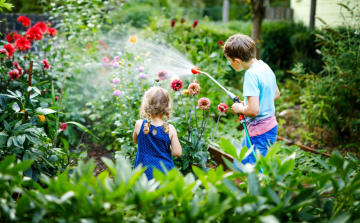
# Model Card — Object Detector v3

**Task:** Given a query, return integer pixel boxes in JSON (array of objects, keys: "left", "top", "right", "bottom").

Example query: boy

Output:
[{"left": 224, "top": 34, "right": 280, "bottom": 166}]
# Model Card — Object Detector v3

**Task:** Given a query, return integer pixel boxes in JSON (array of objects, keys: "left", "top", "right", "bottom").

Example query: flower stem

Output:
[
  {"left": 179, "top": 92, "right": 187, "bottom": 121},
  {"left": 211, "top": 114, "right": 221, "bottom": 141},
  {"left": 193, "top": 95, "right": 198, "bottom": 129}
]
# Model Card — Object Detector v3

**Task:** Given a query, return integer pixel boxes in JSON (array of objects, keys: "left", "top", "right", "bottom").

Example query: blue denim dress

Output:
[{"left": 134, "top": 120, "right": 175, "bottom": 180}]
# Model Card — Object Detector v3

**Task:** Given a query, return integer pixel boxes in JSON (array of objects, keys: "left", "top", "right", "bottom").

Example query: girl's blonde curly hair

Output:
[{"left": 139, "top": 87, "right": 172, "bottom": 134}]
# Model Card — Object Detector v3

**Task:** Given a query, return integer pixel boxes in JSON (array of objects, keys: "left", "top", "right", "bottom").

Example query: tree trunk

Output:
[{"left": 251, "top": 0, "right": 266, "bottom": 59}]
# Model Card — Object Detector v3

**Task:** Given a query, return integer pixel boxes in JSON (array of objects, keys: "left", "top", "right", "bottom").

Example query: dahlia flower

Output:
[
  {"left": 15, "top": 37, "right": 31, "bottom": 52},
  {"left": 17, "top": 15, "right": 31, "bottom": 27},
  {"left": 129, "top": 35, "right": 138, "bottom": 44},
  {"left": 188, "top": 82, "right": 200, "bottom": 95},
  {"left": 102, "top": 57, "right": 109, "bottom": 63},
  {"left": 34, "top": 22, "right": 47, "bottom": 32},
  {"left": 114, "top": 90, "right": 121, "bottom": 96},
  {"left": 218, "top": 41, "right": 224, "bottom": 47},
  {"left": 55, "top": 96, "right": 59, "bottom": 101},
  {"left": 193, "top": 20, "right": 198, "bottom": 28},
  {"left": 180, "top": 18, "right": 186, "bottom": 23},
  {"left": 0, "top": 48, "right": 9, "bottom": 60},
  {"left": 198, "top": 97, "right": 210, "bottom": 110},
  {"left": 183, "top": 89, "right": 189, "bottom": 96},
  {"left": 38, "top": 115, "right": 45, "bottom": 122},
  {"left": 59, "top": 123, "right": 67, "bottom": 131},
  {"left": 114, "top": 56, "right": 121, "bottom": 62},
  {"left": 217, "top": 103, "right": 228, "bottom": 113},
  {"left": 47, "top": 27, "right": 57, "bottom": 37},
  {"left": 42, "top": 59, "right": 50, "bottom": 70},
  {"left": 26, "top": 27, "right": 43, "bottom": 42},
  {"left": 138, "top": 66, "right": 144, "bottom": 72},
  {"left": 171, "top": 20, "right": 176, "bottom": 28},
  {"left": 8, "top": 70, "right": 20, "bottom": 80},
  {"left": 112, "top": 61, "right": 119, "bottom": 68},
  {"left": 158, "top": 70, "right": 168, "bottom": 80},
  {"left": 171, "top": 79, "right": 183, "bottom": 91},
  {"left": 4, "top": 44, "right": 16, "bottom": 58},
  {"left": 113, "top": 78, "right": 120, "bottom": 84},
  {"left": 139, "top": 73, "right": 147, "bottom": 79},
  {"left": 6, "top": 32, "right": 21, "bottom": 43},
  {"left": 13, "top": 62, "right": 23, "bottom": 75}
]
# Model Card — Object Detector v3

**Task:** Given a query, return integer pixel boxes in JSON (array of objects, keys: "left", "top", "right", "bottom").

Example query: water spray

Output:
[{"left": 192, "top": 67, "right": 264, "bottom": 174}]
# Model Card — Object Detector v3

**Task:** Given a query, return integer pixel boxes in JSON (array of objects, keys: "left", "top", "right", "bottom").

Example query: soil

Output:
[
  {"left": 83, "top": 142, "right": 114, "bottom": 176},
  {"left": 276, "top": 105, "right": 359, "bottom": 157}
]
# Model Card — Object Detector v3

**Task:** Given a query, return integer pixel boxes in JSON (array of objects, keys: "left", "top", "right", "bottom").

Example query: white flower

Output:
[
  {"left": 316, "top": 49, "right": 322, "bottom": 55},
  {"left": 355, "top": 30, "right": 359, "bottom": 35}
]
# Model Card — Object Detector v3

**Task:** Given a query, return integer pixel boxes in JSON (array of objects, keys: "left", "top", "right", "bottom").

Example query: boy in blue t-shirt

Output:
[{"left": 224, "top": 34, "right": 280, "bottom": 166}]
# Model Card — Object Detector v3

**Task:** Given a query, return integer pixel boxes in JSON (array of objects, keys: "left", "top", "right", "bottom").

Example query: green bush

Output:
[
  {"left": 1, "top": 144, "right": 360, "bottom": 222},
  {"left": 110, "top": 4, "right": 158, "bottom": 28}
]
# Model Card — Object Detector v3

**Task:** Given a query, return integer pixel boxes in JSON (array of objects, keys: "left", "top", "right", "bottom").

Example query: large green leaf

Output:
[
  {"left": 66, "top": 121, "right": 99, "bottom": 139},
  {"left": 219, "top": 137, "right": 237, "bottom": 159},
  {"left": 248, "top": 173, "right": 260, "bottom": 196}
]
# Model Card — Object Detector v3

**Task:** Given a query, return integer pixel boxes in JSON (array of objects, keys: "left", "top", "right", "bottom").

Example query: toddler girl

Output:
[{"left": 133, "top": 87, "right": 182, "bottom": 180}]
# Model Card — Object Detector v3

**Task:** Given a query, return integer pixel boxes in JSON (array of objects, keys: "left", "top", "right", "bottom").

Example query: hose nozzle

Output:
[{"left": 191, "top": 67, "right": 201, "bottom": 74}]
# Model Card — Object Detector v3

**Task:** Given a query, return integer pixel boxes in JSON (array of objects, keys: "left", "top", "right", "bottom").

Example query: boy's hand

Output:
[{"left": 231, "top": 102, "right": 245, "bottom": 114}]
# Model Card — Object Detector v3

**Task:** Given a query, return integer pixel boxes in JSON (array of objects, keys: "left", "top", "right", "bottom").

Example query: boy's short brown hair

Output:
[{"left": 224, "top": 34, "right": 256, "bottom": 62}]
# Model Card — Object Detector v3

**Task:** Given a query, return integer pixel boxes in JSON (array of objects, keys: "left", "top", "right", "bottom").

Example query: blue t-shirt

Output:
[{"left": 243, "top": 60, "right": 276, "bottom": 124}]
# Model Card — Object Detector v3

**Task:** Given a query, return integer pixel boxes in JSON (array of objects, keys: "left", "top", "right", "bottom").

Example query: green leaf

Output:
[
  {"left": 260, "top": 215, "right": 279, "bottom": 223},
  {"left": 219, "top": 137, "right": 237, "bottom": 158},
  {"left": 328, "top": 212, "right": 351, "bottom": 223},
  {"left": 12, "top": 103, "right": 20, "bottom": 112},
  {"left": 35, "top": 108, "right": 57, "bottom": 115},
  {"left": 267, "top": 187, "right": 280, "bottom": 205},
  {"left": 4, "top": 120, "right": 11, "bottom": 132},
  {"left": 101, "top": 157, "right": 115, "bottom": 174},
  {"left": 60, "top": 137, "right": 69, "bottom": 152},
  {"left": 66, "top": 121, "right": 99, "bottom": 140},
  {"left": 0, "top": 155, "right": 15, "bottom": 171},
  {"left": 33, "top": 80, "right": 49, "bottom": 87},
  {"left": 25, "top": 134, "right": 42, "bottom": 145},
  {"left": 329, "top": 151, "right": 344, "bottom": 171},
  {"left": 248, "top": 173, "right": 260, "bottom": 196}
]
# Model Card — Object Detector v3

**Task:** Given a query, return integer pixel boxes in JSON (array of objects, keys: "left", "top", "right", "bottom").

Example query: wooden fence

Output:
[
  {"left": 265, "top": 7, "right": 293, "bottom": 20},
  {"left": 0, "top": 13, "right": 57, "bottom": 38}
]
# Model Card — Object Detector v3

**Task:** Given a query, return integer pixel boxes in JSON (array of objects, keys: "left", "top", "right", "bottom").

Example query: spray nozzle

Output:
[{"left": 191, "top": 67, "right": 201, "bottom": 74}]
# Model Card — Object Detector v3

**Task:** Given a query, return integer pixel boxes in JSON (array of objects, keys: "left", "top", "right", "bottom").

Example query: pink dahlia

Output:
[
  {"left": 217, "top": 103, "right": 228, "bottom": 113},
  {"left": 112, "top": 61, "right": 119, "bottom": 68},
  {"left": 42, "top": 59, "right": 50, "bottom": 70},
  {"left": 114, "top": 56, "right": 121, "bottom": 62},
  {"left": 114, "top": 90, "right": 121, "bottom": 96},
  {"left": 55, "top": 96, "right": 59, "bottom": 101},
  {"left": 8, "top": 70, "right": 20, "bottom": 80},
  {"left": 198, "top": 97, "right": 210, "bottom": 110},
  {"left": 138, "top": 66, "right": 144, "bottom": 72},
  {"left": 59, "top": 123, "right": 67, "bottom": 131},
  {"left": 113, "top": 77, "right": 120, "bottom": 84},
  {"left": 13, "top": 61, "right": 23, "bottom": 75},
  {"left": 139, "top": 73, "right": 147, "bottom": 79},
  {"left": 171, "top": 79, "right": 183, "bottom": 91},
  {"left": 0, "top": 48, "right": 9, "bottom": 60},
  {"left": 158, "top": 70, "right": 168, "bottom": 80},
  {"left": 102, "top": 57, "right": 109, "bottom": 63},
  {"left": 188, "top": 82, "right": 200, "bottom": 95}
]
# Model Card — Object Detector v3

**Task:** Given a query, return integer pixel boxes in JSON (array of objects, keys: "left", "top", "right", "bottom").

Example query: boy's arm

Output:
[
  {"left": 231, "top": 96, "right": 259, "bottom": 117},
  {"left": 275, "top": 85, "right": 280, "bottom": 100}
]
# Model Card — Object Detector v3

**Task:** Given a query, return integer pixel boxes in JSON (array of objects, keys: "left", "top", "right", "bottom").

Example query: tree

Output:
[{"left": 250, "top": 0, "right": 265, "bottom": 59}]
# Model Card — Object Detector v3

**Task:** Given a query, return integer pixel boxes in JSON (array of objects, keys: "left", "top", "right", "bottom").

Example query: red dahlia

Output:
[
  {"left": 26, "top": 27, "right": 43, "bottom": 42},
  {"left": 15, "top": 37, "right": 31, "bottom": 52},
  {"left": 13, "top": 61, "right": 23, "bottom": 75},
  {"left": 47, "top": 27, "right": 57, "bottom": 37},
  {"left": 34, "top": 22, "right": 47, "bottom": 32},
  {"left": 17, "top": 16, "right": 31, "bottom": 27},
  {"left": 4, "top": 44, "right": 16, "bottom": 58},
  {"left": 42, "top": 59, "right": 50, "bottom": 70},
  {"left": 171, "top": 79, "right": 183, "bottom": 91},
  {"left": 6, "top": 32, "right": 21, "bottom": 43}
]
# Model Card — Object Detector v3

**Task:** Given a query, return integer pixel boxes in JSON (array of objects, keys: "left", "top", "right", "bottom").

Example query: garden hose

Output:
[{"left": 191, "top": 67, "right": 264, "bottom": 173}]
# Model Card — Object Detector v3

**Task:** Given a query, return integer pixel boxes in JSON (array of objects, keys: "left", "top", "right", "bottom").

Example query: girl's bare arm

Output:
[{"left": 169, "top": 124, "right": 182, "bottom": 157}]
